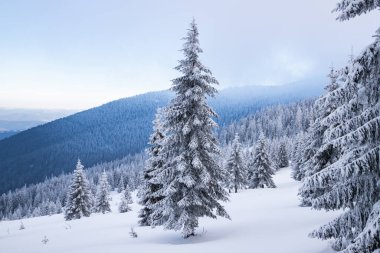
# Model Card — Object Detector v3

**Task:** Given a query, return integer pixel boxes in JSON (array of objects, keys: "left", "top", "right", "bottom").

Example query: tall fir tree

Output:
[
  {"left": 291, "top": 132, "right": 306, "bottom": 180},
  {"left": 138, "top": 110, "right": 166, "bottom": 226},
  {"left": 94, "top": 171, "right": 111, "bottom": 214},
  {"left": 151, "top": 19, "right": 230, "bottom": 238},
  {"left": 301, "top": 3, "right": 380, "bottom": 252},
  {"left": 117, "top": 175, "right": 125, "bottom": 193},
  {"left": 119, "top": 185, "right": 133, "bottom": 213},
  {"left": 246, "top": 150, "right": 256, "bottom": 188},
  {"left": 249, "top": 134, "right": 276, "bottom": 188},
  {"left": 298, "top": 67, "right": 343, "bottom": 205},
  {"left": 277, "top": 142, "right": 289, "bottom": 168},
  {"left": 124, "top": 185, "right": 133, "bottom": 204},
  {"left": 64, "top": 160, "right": 92, "bottom": 220},
  {"left": 225, "top": 134, "right": 247, "bottom": 193},
  {"left": 300, "top": 67, "right": 341, "bottom": 178}
]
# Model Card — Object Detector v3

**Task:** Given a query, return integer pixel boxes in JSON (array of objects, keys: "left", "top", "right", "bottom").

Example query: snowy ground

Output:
[{"left": 0, "top": 167, "right": 339, "bottom": 253}]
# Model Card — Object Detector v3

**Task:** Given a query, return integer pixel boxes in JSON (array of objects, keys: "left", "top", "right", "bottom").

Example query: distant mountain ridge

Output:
[
  {"left": 0, "top": 78, "right": 325, "bottom": 193},
  {"left": 0, "top": 108, "right": 77, "bottom": 133},
  {"left": 0, "top": 131, "right": 19, "bottom": 141},
  {"left": 0, "top": 108, "right": 77, "bottom": 122},
  {"left": 0, "top": 120, "right": 44, "bottom": 132}
]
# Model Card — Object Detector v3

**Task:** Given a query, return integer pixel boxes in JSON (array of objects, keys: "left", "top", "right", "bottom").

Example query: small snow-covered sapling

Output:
[
  {"left": 19, "top": 222, "right": 25, "bottom": 230},
  {"left": 41, "top": 235, "right": 49, "bottom": 245},
  {"left": 129, "top": 227, "right": 138, "bottom": 238}
]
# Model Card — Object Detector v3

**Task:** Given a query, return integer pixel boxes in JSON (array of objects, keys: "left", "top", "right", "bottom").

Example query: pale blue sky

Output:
[{"left": 0, "top": 0, "right": 378, "bottom": 109}]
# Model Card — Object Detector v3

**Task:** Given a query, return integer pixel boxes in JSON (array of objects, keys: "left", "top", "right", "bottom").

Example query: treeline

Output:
[
  {"left": 219, "top": 100, "right": 314, "bottom": 165},
  {"left": 0, "top": 154, "right": 144, "bottom": 220},
  {"left": 219, "top": 100, "right": 313, "bottom": 145}
]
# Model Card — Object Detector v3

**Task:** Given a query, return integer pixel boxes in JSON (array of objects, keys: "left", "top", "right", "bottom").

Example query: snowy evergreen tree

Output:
[
  {"left": 297, "top": 67, "right": 343, "bottom": 205},
  {"left": 291, "top": 137, "right": 299, "bottom": 162},
  {"left": 94, "top": 171, "right": 111, "bottom": 214},
  {"left": 118, "top": 198, "right": 130, "bottom": 213},
  {"left": 64, "top": 160, "right": 92, "bottom": 220},
  {"left": 295, "top": 106, "right": 304, "bottom": 131},
  {"left": 246, "top": 150, "right": 256, "bottom": 188},
  {"left": 124, "top": 185, "right": 133, "bottom": 204},
  {"left": 301, "top": 3, "right": 380, "bottom": 251},
  {"left": 119, "top": 185, "right": 133, "bottom": 213},
  {"left": 334, "top": 0, "right": 380, "bottom": 21},
  {"left": 19, "top": 221, "right": 25, "bottom": 230},
  {"left": 138, "top": 111, "right": 166, "bottom": 226},
  {"left": 291, "top": 132, "right": 306, "bottom": 180},
  {"left": 150, "top": 19, "right": 230, "bottom": 238},
  {"left": 249, "top": 134, "right": 276, "bottom": 188},
  {"left": 225, "top": 134, "right": 247, "bottom": 193},
  {"left": 55, "top": 199, "right": 62, "bottom": 214},
  {"left": 117, "top": 175, "right": 125, "bottom": 193},
  {"left": 299, "top": 67, "right": 341, "bottom": 178},
  {"left": 277, "top": 142, "right": 289, "bottom": 168}
]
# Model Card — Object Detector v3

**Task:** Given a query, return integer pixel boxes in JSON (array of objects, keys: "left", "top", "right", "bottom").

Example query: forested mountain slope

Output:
[
  {"left": 0, "top": 79, "right": 323, "bottom": 193},
  {"left": 0, "top": 131, "right": 19, "bottom": 141}
]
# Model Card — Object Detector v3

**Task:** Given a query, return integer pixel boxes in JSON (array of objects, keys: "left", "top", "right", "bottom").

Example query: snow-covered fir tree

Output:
[
  {"left": 301, "top": 3, "right": 380, "bottom": 251},
  {"left": 118, "top": 198, "right": 131, "bottom": 213},
  {"left": 117, "top": 175, "right": 125, "bottom": 193},
  {"left": 150, "top": 19, "right": 230, "bottom": 238},
  {"left": 138, "top": 110, "right": 166, "bottom": 226},
  {"left": 333, "top": 0, "right": 380, "bottom": 21},
  {"left": 291, "top": 132, "right": 307, "bottom": 180},
  {"left": 64, "top": 160, "right": 92, "bottom": 220},
  {"left": 297, "top": 67, "right": 343, "bottom": 205},
  {"left": 277, "top": 142, "right": 289, "bottom": 168},
  {"left": 249, "top": 134, "right": 276, "bottom": 188},
  {"left": 291, "top": 131, "right": 306, "bottom": 167},
  {"left": 119, "top": 185, "right": 133, "bottom": 213},
  {"left": 225, "top": 134, "right": 247, "bottom": 193},
  {"left": 94, "top": 171, "right": 111, "bottom": 214},
  {"left": 124, "top": 185, "right": 133, "bottom": 204},
  {"left": 298, "top": 67, "right": 341, "bottom": 179}
]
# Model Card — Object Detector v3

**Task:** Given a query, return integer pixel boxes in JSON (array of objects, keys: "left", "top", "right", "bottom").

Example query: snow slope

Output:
[{"left": 0, "top": 168, "right": 339, "bottom": 253}]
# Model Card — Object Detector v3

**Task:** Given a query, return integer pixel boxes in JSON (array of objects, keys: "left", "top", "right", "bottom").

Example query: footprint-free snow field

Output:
[{"left": 0, "top": 167, "right": 339, "bottom": 253}]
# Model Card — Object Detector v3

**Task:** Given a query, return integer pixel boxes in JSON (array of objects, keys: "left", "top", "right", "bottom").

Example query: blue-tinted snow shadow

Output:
[{"left": 150, "top": 227, "right": 231, "bottom": 245}]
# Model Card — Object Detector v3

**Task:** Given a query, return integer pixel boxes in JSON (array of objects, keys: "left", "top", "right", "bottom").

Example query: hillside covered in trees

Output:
[{"left": 0, "top": 81, "right": 322, "bottom": 194}]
